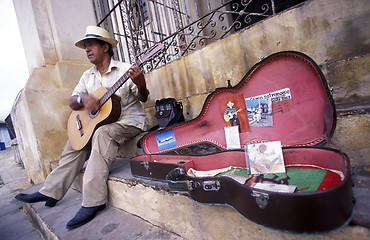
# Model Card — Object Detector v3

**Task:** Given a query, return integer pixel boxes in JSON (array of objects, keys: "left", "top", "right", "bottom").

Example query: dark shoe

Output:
[
  {"left": 15, "top": 192, "right": 58, "bottom": 207},
  {"left": 66, "top": 204, "right": 106, "bottom": 230}
]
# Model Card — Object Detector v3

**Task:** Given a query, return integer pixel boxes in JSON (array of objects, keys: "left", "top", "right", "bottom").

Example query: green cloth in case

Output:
[
  {"left": 217, "top": 167, "right": 328, "bottom": 193},
  {"left": 262, "top": 168, "right": 327, "bottom": 192}
]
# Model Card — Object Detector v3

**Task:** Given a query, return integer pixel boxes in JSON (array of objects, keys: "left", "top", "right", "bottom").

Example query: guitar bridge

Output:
[{"left": 75, "top": 114, "right": 84, "bottom": 136}]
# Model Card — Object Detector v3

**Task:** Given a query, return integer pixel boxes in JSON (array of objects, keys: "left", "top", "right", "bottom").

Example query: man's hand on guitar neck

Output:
[
  {"left": 128, "top": 66, "right": 149, "bottom": 102},
  {"left": 69, "top": 94, "right": 99, "bottom": 112}
]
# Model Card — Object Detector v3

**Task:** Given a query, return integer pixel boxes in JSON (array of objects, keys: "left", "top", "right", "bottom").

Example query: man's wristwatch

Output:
[{"left": 77, "top": 95, "right": 83, "bottom": 106}]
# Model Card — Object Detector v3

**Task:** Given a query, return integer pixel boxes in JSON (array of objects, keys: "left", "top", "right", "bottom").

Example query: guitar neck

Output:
[
  {"left": 98, "top": 58, "right": 142, "bottom": 108},
  {"left": 97, "top": 42, "right": 164, "bottom": 108}
]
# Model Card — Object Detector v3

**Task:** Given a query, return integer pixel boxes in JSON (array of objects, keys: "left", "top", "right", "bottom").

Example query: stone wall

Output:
[
  {"left": 13, "top": 0, "right": 370, "bottom": 183},
  {"left": 12, "top": 0, "right": 96, "bottom": 183}
]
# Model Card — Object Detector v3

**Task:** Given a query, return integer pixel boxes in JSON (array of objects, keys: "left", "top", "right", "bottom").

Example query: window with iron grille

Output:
[{"left": 93, "top": 0, "right": 306, "bottom": 72}]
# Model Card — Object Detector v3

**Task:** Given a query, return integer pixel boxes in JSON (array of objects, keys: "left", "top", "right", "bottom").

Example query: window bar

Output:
[
  {"left": 163, "top": 0, "right": 171, "bottom": 37},
  {"left": 114, "top": 0, "right": 125, "bottom": 62},
  {"left": 97, "top": 0, "right": 124, "bottom": 26},
  {"left": 137, "top": 1, "right": 150, "bottom": 50},
  {"left": 108, "top": 0, "right": 121, "bottom": 60},
  {"left": 119, "top": 1, "right": 135, "bottom": 63},
  {"left": 147, "top": 1, "right": 160, "bottom": 45},
  {"left": 152, "top": 0, "right": 165, "bottom": 42}
]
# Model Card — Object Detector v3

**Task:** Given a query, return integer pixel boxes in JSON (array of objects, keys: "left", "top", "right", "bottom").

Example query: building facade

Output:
[{"left": 12, "top": 0, "right": 370, "bottom": 186}]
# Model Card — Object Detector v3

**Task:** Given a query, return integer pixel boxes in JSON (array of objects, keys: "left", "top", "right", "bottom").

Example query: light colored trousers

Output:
[{"left": 39, "top": 123, "right": 142, "bottom": 207}]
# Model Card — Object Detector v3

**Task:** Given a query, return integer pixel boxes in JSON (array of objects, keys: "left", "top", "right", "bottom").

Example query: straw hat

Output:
[{"left": 75, "top": 26, "right": 118, "bottom": 49}]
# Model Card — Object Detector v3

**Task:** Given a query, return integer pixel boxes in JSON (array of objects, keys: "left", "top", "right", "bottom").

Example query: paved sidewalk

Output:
[
  {"left": 0, "top": 148, "right": 184, "bottom": 240},
  {"left": 0, "top": 147, "right": 42, "bottom": 240}
]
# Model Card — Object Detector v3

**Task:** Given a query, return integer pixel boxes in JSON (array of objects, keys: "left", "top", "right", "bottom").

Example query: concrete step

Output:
[
  {"left": 20, "top": 184, "right": 183, "bottom": 240},
  {"left": 0, "top": 194, "right": 43, "bottom": 240}
]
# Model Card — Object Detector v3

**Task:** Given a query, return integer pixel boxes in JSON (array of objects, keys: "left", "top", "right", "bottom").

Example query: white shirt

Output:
[{"left": 71, "top": 59, "right": 148, "bottom": 131}]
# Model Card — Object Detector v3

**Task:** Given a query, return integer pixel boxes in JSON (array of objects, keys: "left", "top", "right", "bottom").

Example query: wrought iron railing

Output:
[{"left": 94, "top": 0, "right": 305, "bottom": 72}]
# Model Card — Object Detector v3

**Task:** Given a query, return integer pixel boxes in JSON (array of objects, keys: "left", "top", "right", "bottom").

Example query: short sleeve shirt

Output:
[{"left": 71, "top": 59, "right": 147, "bottom": 131}]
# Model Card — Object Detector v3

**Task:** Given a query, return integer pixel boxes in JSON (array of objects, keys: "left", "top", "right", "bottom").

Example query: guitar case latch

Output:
[
  {"left": 251, "top": 190, "right": 269, "bottom": 209},
  {"left": 168, "top": 180, "right": 194, "bottom": 191},
  {"left": 202, "top": 180, "right": 221, "bottom": 192}
]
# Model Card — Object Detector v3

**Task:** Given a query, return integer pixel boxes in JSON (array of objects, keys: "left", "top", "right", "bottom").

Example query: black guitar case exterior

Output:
[{"left": 130, "top": 51, "right": 354, "bottom": 233}]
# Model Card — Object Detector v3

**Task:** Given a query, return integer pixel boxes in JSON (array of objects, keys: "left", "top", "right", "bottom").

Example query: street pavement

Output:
[
  {"left": 0, "top": 147, "right": 183, "bottom": 240},
  {"left": 0, "top": 147, "right": 42, "bottom": 240}
]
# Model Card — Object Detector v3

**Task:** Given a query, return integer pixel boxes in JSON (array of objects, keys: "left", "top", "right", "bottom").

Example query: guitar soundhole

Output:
[{"left": 89, "top": 110, "right": 100, "bottom": 119}]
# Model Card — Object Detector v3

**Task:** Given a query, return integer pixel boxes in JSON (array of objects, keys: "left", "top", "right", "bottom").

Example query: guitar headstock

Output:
[{"left": 139, "top": 43, "right": 164, "bottom": 63}]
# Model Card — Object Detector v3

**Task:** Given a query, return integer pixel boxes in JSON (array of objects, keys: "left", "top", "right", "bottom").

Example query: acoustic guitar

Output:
[
  {"left": 67, "top": 43, "right": 164, "bottom": 150},
  {"left": 223, "top": 109, "right": 242, "bottom": 122}
]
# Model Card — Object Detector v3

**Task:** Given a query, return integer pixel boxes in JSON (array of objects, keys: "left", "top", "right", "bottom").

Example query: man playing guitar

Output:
[
  {"left": 224, "top": 101, "right": 241, "bottom": 131},
  {"left": 15, "top": 26, "right": 149, "bottom": 229}
]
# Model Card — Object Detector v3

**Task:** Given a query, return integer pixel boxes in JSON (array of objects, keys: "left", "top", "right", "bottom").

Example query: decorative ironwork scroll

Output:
[{"left": 93, "top": 0, "right": 305, "bottom": 72}]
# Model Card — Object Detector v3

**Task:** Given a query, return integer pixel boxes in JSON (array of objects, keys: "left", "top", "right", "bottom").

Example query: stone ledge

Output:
[
  {"left": 336, "top": 99, "right": 370, "bottom": 116},
  {"left": 107, "top": 158, "right": 370, "bottom": 240}
]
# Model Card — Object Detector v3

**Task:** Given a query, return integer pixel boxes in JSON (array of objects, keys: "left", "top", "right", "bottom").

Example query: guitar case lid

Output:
[{"left": 141, "top": 51, "right": 336, "bottom": 154}]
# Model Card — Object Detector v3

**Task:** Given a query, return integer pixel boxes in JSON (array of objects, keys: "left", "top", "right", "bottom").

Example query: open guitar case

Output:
[{"left": 130, "top": 51, "right": 354, "bottom": 233}]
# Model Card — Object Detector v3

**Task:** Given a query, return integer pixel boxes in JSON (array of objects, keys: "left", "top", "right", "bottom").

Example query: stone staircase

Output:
[
  {"left": 20, "top": 184, "right": 182, "bottom": 240},
  {"left": 16, "top": 157, "right": 370, "bottom": 240}
]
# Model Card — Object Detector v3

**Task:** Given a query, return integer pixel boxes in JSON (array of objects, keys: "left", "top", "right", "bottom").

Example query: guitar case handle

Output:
[
  {"left": 165, "top": 167, "right": 185, "bottom": 181},
  {"left": 166, "top": 167, "right": 192, "bottom": 191}
]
